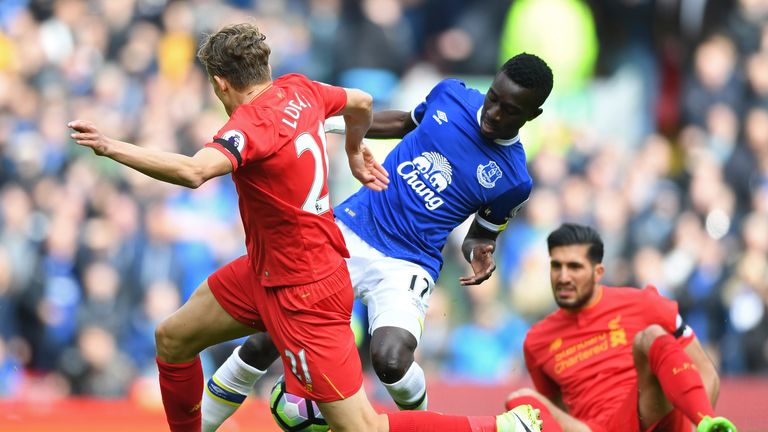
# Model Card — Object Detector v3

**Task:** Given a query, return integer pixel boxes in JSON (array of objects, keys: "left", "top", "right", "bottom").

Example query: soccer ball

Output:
[{"left": 269, "top": 375, "right": 330, "bottom": 432}]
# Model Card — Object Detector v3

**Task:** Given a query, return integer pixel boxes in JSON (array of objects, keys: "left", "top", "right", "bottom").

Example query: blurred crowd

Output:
[{"left": 0, "top": 0, "right": 767, "bottom": 403}]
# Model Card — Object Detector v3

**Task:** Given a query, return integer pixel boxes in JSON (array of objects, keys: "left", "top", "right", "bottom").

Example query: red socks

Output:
[
  {"left": 648, "top": 334, "right": 714, "bottom": 424},
  {"left": 156, "top": 356, "right": 203, "bottom": 432},
  {"left": 387, "top": 411, "right": 496, "bottom": 432}
]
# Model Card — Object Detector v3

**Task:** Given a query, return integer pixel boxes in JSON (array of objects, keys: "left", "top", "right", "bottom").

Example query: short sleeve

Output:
[
  {"left": 475, "top": 180, "right": 532, "bottom": 232},
  {"left": 642, "top": 285, "right": 695, "bottom": 346},
  {"left": 411, "top": 79, "right": 460, "bottom": 125},
  {"left": 204, "top": 109, "right": 278, "bottom": 170},
  {"left": 310, "top": 80, "right": 347, "bottom": 118}
]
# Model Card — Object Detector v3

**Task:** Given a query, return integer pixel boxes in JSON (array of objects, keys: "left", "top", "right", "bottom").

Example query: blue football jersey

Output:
[{"left": 335, "top": 79, "right": 532, "bottom": 281}]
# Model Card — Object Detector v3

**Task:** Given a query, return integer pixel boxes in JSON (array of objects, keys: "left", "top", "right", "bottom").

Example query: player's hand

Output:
[
  {"left": 348, "top": 144, "right": 389, "bottom": 191},
  {"left": 460, "top": 244, "right": 496, "bottom": 286},
  {"left": 68, "top": 120, "right": 112, "bottom": 156}
]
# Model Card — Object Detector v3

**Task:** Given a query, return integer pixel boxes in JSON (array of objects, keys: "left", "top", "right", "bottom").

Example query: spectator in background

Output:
[
  {"left": 682, "top": 34, "right": 744, "bottom": 127},
  {"left": 120, "top": 280, "right": 181, "bottom": 373},
  {"left": 60, "top": 324, "right": 136, "bottom": 397}
]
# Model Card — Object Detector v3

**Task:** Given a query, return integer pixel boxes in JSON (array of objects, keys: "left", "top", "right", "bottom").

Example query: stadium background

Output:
[{"left": 0, "top": 0, "right": 767, "bottom": 430}]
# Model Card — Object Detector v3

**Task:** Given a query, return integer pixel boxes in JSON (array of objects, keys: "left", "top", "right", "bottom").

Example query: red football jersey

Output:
[
  {"left": 524, "top": 285, "right": 694, "bottom": 429},
  {"left": 205, "top": 74, "right": 349, "bottom": 287}
]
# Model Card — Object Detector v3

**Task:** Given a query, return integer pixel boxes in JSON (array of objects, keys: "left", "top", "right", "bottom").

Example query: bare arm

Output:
[
  {"left": 68, "top": 120, "right": 231, "bottom": 188},
  {"left": 366, "top": 110, "right": 417, "bottom": 139},
  {"left": 459, "top": 218, "right": 499, "bottom": 286},
  {"left": 339, "top": 89, "right": 389, "bottom": 191},
  {"left": 684, "top": 336, "right": 720, "bottom": 406}
]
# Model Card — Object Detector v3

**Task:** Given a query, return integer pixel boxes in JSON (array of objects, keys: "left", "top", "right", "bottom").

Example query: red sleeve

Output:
[
  {"left": 310, "top": 80, "right": 347, "bottom": 118},
  {"left": 643, "top": 285, "right": 695, "bottom": 347},
  {"left": 204, "top": 108, "right": 278, "bottom": 170},
  {"left": 524, "top": 335, "right": 559, "bottom": 400}
]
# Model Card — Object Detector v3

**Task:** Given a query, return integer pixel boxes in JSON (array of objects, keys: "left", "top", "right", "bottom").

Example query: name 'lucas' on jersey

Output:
[{"left": 335, "top": 79, "right": 532, "bottom": 282}]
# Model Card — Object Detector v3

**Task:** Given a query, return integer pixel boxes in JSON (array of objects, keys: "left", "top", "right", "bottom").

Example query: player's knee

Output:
[
  {"left": 370, "top": 341, "right": 414, "bottom": 383},
  {"left": 240, "top": 333, "right": 280, "bottom": 370},
  {"left": 633, "top": 324, "right": 667, "bottom": 354},
  {"left": 154, "top": 318, "right": 195, "bottom": 361}
]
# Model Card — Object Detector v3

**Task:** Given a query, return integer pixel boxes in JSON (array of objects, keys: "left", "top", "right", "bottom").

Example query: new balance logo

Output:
[{"left": 432, "top": 110, "right": 448, "bottom": 124}]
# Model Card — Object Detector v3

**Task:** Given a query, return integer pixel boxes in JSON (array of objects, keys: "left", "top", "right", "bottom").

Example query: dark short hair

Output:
[
  {"left": 500, "top": 53, "right": 554, "bottom": 106},
  {"left": 197, "top": 23, "right": 271, "bottom": 91},
  {"left": 547, "top": 223, "right": 604, "bottom": 264}
]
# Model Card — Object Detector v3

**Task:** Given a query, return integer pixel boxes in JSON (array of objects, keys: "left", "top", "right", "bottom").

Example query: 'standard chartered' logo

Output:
[
  {"left": 477, "top": 161, "right": 502, "bottom": 188},
  {"left": 397, "top": 152, "right": 453, "bottom": 210},
  {"left": 221, "top": 130, "right": 246, "bottom": 153}
]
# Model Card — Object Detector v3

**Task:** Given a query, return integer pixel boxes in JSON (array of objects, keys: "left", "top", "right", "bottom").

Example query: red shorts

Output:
[
  {"left": 603, "top": 383, "right": 689, "bottom": 432},
  {"left": 208, "top": 256, "right": 363, "bottom": 402}
]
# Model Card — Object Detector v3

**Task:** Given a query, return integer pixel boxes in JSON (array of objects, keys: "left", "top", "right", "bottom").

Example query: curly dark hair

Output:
[
  {"left": 197, "top": 23, "right": 271, "bottom": 91},
  {"left": 500, "top": 53, "right": 554, "bottom": 106}
]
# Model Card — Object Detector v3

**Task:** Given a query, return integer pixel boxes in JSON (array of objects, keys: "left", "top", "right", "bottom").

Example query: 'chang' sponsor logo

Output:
[{"left": 396, "top": 152, "right": 453, "bottom": 210}]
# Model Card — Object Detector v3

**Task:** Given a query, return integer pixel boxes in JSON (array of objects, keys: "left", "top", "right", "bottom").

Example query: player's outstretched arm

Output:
[
  {"left": 367, "top": 110, "right": 416, "bottom": 139},
  {"left": 459, "top": 218, "right": 499, "bottom": 286},
  {"left": 68, "top": 119, "right": 232, "bottom": 188},
  {"left": 340, "top": 89, "right": 389, "bottom": 191}
]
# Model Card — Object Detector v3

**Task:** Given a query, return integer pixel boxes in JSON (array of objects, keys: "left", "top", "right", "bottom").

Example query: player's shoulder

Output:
[
  {"left": 228, "top": 102, "right": 274, "bottom": 125},
  {"left": 431, "top": 78, "right": 480, "bottom": 97},
  {"left": 275, "top": 73, "right": 311, "bottom": 86},
  {"left": 526, "top": 309, "right": 566, "bottom": 341},
  {"left": 603, "top": 285, "right": 668, "bottom": 306},
  {"left": 274, "top": 73, "right": 325, "bottom": 96}
]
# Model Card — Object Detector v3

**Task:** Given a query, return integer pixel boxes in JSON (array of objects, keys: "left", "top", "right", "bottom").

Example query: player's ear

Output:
[
  {"left": 528, "top": 107, "right": 543, "bottom": 121},
  {"left": 212, "top": 75, "right": 228, "bottom": 93},
  {"left": 594, "top": 263, "right": 605, "bottom": 281}
]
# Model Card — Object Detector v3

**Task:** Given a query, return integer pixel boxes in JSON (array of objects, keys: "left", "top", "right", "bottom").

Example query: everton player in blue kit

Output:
[{"left": 202, "top": 53, "right": 553, "bottom": 431}]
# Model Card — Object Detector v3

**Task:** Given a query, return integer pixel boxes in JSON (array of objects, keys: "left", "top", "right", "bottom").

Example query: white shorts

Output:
[{"left": 337, "top": 221, "right": 435, "bottom": 343}]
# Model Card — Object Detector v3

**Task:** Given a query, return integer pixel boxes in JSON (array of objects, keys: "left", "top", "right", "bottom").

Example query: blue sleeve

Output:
[
  {"left": 475, "top": 180, "right": 532, "bottom": 232},
  {"left": 411, "top": 79, "right": 464, "bottom": 124}
]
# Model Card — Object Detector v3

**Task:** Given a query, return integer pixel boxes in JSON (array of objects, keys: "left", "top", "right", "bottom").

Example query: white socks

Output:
[
  {"left": 201, "top": 346, "right": 266, "bottom": 432},
  {"left": 382, "top": 362, "right": 428, "bottom": 410}
]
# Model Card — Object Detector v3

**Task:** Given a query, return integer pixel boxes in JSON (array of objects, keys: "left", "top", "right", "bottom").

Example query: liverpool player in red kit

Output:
[
  {"left": 505, "top": 223, "right": 736, "bottom": 432},
  {"left": 69, "top": 23, "right": 540, "bottom": 432}
]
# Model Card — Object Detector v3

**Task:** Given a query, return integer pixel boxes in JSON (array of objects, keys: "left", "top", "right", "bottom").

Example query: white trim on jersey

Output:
[{"left": 476, "top": 213, "right": 507, "bottom": 232}]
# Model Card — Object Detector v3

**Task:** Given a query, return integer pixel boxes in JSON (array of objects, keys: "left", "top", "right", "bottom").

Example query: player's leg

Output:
[
  {"left": 338, "top": 220, "right": 433, "bottom": 410},
  {"left": 266, "top": 261, "right": 542, "bottom": 432},
  {"left": 634, "top": 324, "right": 735, "bottom": 431},
  {"left": 359, "top": 255, "right": 433, "bottom": 409},
  {"left": 505, "top": 389, "right": 565, "bottom": 432},
  {"left": 369, "top": 326, "right": 427, "bottom": 409},
  {"left": 201, "top": 332, "right": 280, "bottom": 431},
  {"left": 156, "top": 255, "right": 266, "bottom": 432},
  {"left": 318, "top": 383, "right": 542, "bottom": 432},
  {"left": 155, "top": 280, "right": 257, "bottom": 431}
]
